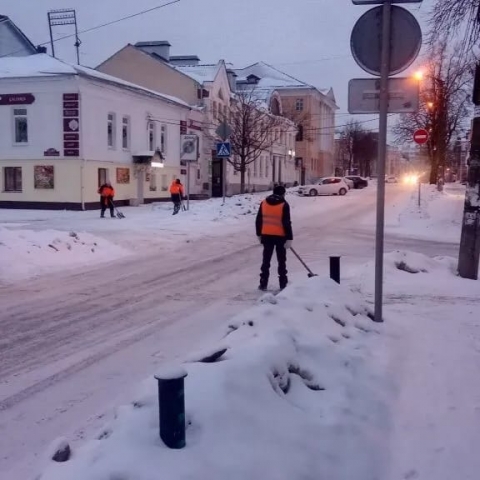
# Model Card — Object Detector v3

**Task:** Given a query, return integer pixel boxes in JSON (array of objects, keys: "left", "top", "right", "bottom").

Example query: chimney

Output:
[
  {"left": 169, "top": 55, "right": 201, "bottom": 66},
  {"left": 226, "top": 69, "right": 237, "bottom": 92},
  {"left": 135, "top": 41, "right": 171, "bottom": 61}
]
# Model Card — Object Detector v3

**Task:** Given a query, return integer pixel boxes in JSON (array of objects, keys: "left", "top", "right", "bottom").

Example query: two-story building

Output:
[{"left": 0, "top": 54, "right": 197, "bottom": 210}]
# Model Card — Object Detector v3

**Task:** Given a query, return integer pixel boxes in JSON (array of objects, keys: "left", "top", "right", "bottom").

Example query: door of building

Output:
[{"left": 211, "top": 158, "right": 223, "bottom": 197}]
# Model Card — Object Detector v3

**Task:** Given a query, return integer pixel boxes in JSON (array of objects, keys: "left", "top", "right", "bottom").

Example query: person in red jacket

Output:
[
  {"left": 169, "top": 179, "right": 184, "bottom": 215},
  {"left": 98, "top": 182, "right": 115, "bottom": 218},
  {"left": 255, "top": 185, "right": 293, "bottom": 291}
]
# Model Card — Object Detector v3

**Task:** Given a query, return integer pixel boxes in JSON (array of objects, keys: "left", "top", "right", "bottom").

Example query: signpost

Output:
[
  {"left": 348, "top": 77, "right": 419, "bottom": 114},
  {"left": 180, "top": 134, "right": 199, "bottom": 211},
  {"left": 413, "top": 128, "right": 429, "bottom": 145},
  {"left": 216, "top": 121, "right": 232, "bottom": 204},
  {"left": 350, "top": 0, "right": 422, "bottom": 323}
]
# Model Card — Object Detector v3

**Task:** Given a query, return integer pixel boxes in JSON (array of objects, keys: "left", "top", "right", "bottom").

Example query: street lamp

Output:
[{"left": 414, "top": 70, "right": 424, "bottom": 81}]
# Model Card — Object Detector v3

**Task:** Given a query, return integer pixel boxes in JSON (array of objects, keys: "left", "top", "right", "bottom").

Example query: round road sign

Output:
[
  {"left": 351, "top": 5, "right": 422, "bottom": 77},
  {"left": 413, "top": 129, "right": 429, "bottom": 145}
]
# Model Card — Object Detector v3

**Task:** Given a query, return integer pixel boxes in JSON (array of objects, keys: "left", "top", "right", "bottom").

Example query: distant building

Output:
[
  {"left": 234, "top": 62, "right": 338, "bottom": 184},
  {"left": 0, "top": 15, "right": 38, "bottom": 57}
]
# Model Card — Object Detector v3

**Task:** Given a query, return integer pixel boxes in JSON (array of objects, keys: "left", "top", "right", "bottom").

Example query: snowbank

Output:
[
  {"left": 0, "top": 227, "right": 128, "bottom": 282},
  {"left": 38, "top": 278, "right": 392, "bottom": 480},
  {"left": 393, "top": 183, "right": 464, "bottom": 242}
]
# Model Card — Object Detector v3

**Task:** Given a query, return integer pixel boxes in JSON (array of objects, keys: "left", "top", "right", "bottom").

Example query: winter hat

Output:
[{"left": 273, "top": 185, "right": 286, "bottom": 196}]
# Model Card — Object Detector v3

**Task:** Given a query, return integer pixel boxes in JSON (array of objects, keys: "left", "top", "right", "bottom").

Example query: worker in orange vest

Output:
[
  {"left": 98, "top": 182, "right": 115, "bottom": 218},
  {"left": 255, "top": 185, "right": 293, "bottom": 291},
  {"left": 169, "top": 179, "right": 184, "bottom": 215}
]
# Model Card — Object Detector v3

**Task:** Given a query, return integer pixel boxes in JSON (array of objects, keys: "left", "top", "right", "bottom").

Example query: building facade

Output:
[
  {"left": 234, "top": 62, "right": 338, "bottom": 184},
  {"left": 0, "top": 54, "right": 196, "bottom": 209},
  {"left": 0, "top": 15, "right": 38, "bottom": 57}
]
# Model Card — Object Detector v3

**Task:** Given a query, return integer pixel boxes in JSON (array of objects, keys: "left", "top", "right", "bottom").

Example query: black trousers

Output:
[
  {"left": 100, "top": 197, "right": 114, "bottom": 217},
  {"left": 171, "top": 194, "right": 181, "bottom": 214},
  {"left": 260, "top": 236, "right": 288, "bottom": 286}
]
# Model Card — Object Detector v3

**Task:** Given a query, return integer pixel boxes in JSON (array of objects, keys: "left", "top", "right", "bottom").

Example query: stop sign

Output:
[{"left": 413, "top": 129, "right": 429, "bottom": 145}]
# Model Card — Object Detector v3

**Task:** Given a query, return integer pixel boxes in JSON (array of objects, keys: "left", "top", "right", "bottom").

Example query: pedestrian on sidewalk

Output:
[
  {"left": 98, "top": 182, "right": 115, "bottom": 218},
  {"left": 255, "top": 185, "right": 293, "bottom": 291},
  {"left": 169, "top": 179, "right": 184, "bottom": 215}
]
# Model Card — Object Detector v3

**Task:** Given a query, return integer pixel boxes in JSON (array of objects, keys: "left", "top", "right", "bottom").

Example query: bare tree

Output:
[
  {"left": 337, "top": 120, "right": 377, "bottom": 177},
  {"left": 392, "top": 40, "right": 473, "bottom": 183},
  {"left": 221, "top": 89, "right": 286, "bottom": 194}
]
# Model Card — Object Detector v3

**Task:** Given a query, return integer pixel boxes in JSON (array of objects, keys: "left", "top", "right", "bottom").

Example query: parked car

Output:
[
  {"left": 345, "top": 176, "right": 369, "bottom": 189},
  {"left": 298, "top": 177, "right": 349, "bottom": 197},
  {"left": 343, "top": 177, "right": 354, "bottom": 190},
  {"left": 385, "top": 175, "right": 398, "bottom": 183}
]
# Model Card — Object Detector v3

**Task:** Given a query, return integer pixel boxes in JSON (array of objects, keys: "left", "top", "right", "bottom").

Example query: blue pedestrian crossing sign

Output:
[{"left": 216, "top": 142, "right": 231, "bottom": 158}]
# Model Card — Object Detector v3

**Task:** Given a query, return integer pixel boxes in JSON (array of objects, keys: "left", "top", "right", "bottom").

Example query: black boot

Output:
[
  {"left": 258, "top": 276, "right": 268, "bottom": 291},
  {"left": 279, "top": 276, "right": 288, "bottom": 290}
]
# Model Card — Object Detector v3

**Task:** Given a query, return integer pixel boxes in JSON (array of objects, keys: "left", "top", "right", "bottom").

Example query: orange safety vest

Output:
[
  {"left": 170, "top": 182, "right": 183, "bottom": 195},
  {"left": 99, "top": 186, "right": 114, "bottom": 197},
  {"left": 261, "top": 201, "right": 286, "bottom": 237}
]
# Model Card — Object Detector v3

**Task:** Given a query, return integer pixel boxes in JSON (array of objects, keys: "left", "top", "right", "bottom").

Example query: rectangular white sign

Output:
[{"left": 348, "top": 77, "right": 419, "bottom": 114}]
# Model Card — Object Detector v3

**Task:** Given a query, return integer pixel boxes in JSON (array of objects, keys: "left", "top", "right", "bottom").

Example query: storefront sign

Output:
[
  {"left": 63, "top": 93, "right": 80, "bottom": 157},
  {"left": 0, "top": 93, "right": 35, "bottom": 105},
  {"left": 44, "top": 148, "right": 60, "bottom": 157}
]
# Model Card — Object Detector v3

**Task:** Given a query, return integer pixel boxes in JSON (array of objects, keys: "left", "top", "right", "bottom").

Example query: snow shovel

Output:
[
  {"left": 290, "top": 247, "right": 318, "bottom": 278},
  {"left": 110, "top": 200, "right": 125, "bottom": 219}
]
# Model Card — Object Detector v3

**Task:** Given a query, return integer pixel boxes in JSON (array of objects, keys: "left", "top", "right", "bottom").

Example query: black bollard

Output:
[
  {"left": 154, "top": 368, "right": 188, "bottom": 449},
  {"left": 329, "top": 256, "right": 341, "bottom": 284}
]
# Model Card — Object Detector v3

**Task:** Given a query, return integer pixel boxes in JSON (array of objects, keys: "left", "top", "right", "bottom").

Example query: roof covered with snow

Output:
[
  {"left": 174, "top": 63, "right": 221, "bottom": 84},
  {"left": 0, "top": 54, "right": 190, "bottom": 108},
  {"left": 0, "top": 15, "right": 38, "bottom": 57}
]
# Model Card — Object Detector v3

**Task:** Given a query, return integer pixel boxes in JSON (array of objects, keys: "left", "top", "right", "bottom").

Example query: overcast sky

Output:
[{"left": 3, "top": 0, "right": 435, "bottom": 131}]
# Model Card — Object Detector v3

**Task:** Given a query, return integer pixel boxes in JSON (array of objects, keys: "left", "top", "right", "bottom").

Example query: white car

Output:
[
  {"left": 385, "top": 175, "right": 398, "bottom": 183},
  {"left": 343, "top": 177, "right": 354, "bottom": 189},
  {"left": 298, "top": 177, "right": 349, "bottom": 197}
]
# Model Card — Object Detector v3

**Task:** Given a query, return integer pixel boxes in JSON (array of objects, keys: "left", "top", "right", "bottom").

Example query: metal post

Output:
[
  {"left": 329, "top": 256, "right": 341, "bottom": 284},
  {"left": 374, "top": 0, "right": 392, "bottom": 324},
  {"left": 154, "top": 369, "right": 188, "bottom": 449},
  {"left": 186, "top": 163, "right": 190, "bottom": 211},
  {"left": 48, "top": 13, "right": 55, "bottom": 58},
  {"left": 222, "top": 158, "right": 227, "bottom": 204},
  {"left": 418, "top": 178, "right": 421, "bottom": 207}
]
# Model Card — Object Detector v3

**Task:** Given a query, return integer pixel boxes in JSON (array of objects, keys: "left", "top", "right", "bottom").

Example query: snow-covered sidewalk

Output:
[{"left": 38, "top": 250, "right": 480, "bottom": 480}]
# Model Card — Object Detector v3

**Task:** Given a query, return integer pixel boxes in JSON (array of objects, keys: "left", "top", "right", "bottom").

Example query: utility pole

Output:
[{"left": 458, "top": 64, "right": 480, "bottom": 280}]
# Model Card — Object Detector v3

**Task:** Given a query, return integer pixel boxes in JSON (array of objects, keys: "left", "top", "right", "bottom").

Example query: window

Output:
[
  {"left": 148, "top": 122, "right": 156, "bottom": 151},
  {"left": 295, "top": 98, "right": 304, "bottom": 111},
  {"left": 265, "top": 157, "right": 270, "bottom": 178},
  {"left": 197, "top": 168, "right": 201, "bottom": 180},
  {"left": 259, "top": 157, "right": 263, "bottom": 178},
  {"left": 13, "top": 108, "right": 28, "bottom": 144},
  {"left": 98, "top": 168, "right": 108, "bottom": 187},
  {"left": 296, "top": 125, "right": 304, "bottom": 142},
  {"left": 253, "top": 158, "right": 258, "bottom": 177},
  {"left": 213, "top": 101, "right": 218, "bottom": 120},
  {"left": 34, "top": 165, "right": 54, "bottom": 189},
  {"left": 160, "top": 124, "right": 167, "bottom": 153},
  {"left": 107, "top": 113, "right": 116, "bottom": 148},
  {"left": 4, "top": 167, "right": 22, "bottom": 192},
  {"left": 149, "top": 172, "right": 157, "bottom": 191},
  {"left": 161, "top": 174, "right": 168, "bottom": 191},
  {"left": 122, "top": 116, "right": 130, "bottom": 150}
]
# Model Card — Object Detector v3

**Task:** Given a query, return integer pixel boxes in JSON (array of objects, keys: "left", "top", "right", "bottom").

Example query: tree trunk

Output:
[
  {"left": 240, "top": 163, "right": 246, "bottom": 194},
  {"left": 429, "top": 155, "right": 439, "bottom": 184}
]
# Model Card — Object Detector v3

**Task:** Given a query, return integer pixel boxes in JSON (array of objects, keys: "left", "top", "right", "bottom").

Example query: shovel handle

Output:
[{"left": 290, "top": 247, "right": 316, "bottom": 276}]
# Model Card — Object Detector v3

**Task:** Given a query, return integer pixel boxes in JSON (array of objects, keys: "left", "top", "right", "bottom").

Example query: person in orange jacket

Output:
[
  {"left": 169, "top": 179, "right": 184, "bottom": 215},
  {"left": 98, "top": 182, "right": 115, "bottom": 218},
  {"left": 255, "top": 185, "right": 293, "bottom": 291}
]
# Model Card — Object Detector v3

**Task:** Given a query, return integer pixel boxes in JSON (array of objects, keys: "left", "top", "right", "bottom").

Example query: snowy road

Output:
[{"left": 0, "top": 186, "right": 460, "bottom": 479}]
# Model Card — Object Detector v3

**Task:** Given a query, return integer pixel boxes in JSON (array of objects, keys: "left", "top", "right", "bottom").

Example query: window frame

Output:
[
  {"left": 160, "top": 124, "right": 167, "bottom": 154},
  {"left": 295, "top": 98, "right": 304, "bottom": 112},
  {"left": 3, "top": 166, "right": 22, "bottom": 192},
  {"left": 148, "top": 121, "right": 156, "bottom": 151},
  {"left": 107, "top": 113, "right": 116, "bottom": 149},
  {"left": 122, "top": 115, "right": 130, "bottom": 150},
  {"left": 12, "top": 107, "right": 29, "bottom": 145}
]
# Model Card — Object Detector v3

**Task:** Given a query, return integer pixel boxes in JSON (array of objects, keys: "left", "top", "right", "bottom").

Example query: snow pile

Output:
[
  {"left": 0, "top": 227, "right": 128, "bottom": 282},
  {"left": 39, "top": 278, "right": 392, "bottom": 480},
  {"left": 395, "top": 183, "right": 464, "bottom": 241}
]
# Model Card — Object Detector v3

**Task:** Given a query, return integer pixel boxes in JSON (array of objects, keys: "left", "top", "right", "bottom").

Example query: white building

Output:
[{"left": 0, "top": 54, "right": 199, "bottom": 210}]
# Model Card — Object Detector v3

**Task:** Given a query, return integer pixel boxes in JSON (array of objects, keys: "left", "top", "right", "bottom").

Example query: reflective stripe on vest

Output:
[{"left": 261, "top": 201, "right": 285, "bottom": 236}]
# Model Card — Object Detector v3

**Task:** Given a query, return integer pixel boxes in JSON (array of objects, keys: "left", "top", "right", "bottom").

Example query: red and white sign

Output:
[
  {"left": 413, "top": 129, "right": 429, "bottom": 145},
  {"left": 63, "top": 93, "right": 80, "bottom": 156}
]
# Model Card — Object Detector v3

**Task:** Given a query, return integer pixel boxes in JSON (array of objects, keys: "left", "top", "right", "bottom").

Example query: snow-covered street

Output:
[{"left": 1, "top": 183, "right": 477, "bottom": 480}]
